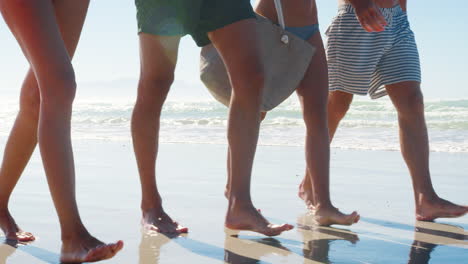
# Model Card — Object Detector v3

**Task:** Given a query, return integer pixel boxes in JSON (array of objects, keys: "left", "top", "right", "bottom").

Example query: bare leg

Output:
[
  {"left": 225, "top": 112, "right": 266, "bottom": 199},
  {"left": 0, "top": 72, "right": 38, "bottom": 243},
  {"left": 254, "top": 0, "right": 357, "bottom": 226},
  {"left": 386, "top": 82, "right": 468, "bottom": 221},
  {"left": 296, "top": 33, "right": 359, "bottom": 226},
  {"left": 0, "top": 0, "right": 95, "bottom": 243},
  {"left": 131, "top": 34, "right": 187, "bottom": 234},
  {"left": 0, "top": 1, "right": 123, "bottom": 262},
  {"left": 327, "top": 91, "right": 354, "bottom": 141},
  {"left": 299, "top": 91, "right": 353, "bottom": 205},
  {"left": 209, "top": 19, "right": 293, "bottom": 236}
]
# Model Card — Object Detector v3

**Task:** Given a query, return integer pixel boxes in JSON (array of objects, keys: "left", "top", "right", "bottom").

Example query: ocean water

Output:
[{"left": 1, "top": 97, "right": 467, "bottom": 153}]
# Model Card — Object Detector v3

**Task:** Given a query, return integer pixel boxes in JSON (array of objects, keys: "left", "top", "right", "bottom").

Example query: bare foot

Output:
[
  {"left": 298, "top": 179, "right": 315, "bottom": 210},
  {"left": 60, "top": 234, "right": 123, "bottom": 263},
  {"left": 225, "top": 204, "right": 293, "bottom": 236},
  {"left": 142, "top": 208, "right": 188, "bottom": 234},
  {"left": 416, "top": 196, "right": 468, "bottom": 221},
  {"left": 311, "top": 206, "right": 360, "bottom": 226},
  {"left": 0, "top": 209, "right": 35, "bottom": 242}
]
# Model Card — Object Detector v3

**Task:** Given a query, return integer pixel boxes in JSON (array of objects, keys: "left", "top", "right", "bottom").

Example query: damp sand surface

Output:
[{"left": 0, "top": 141, "right": 467, "bottom": 263}]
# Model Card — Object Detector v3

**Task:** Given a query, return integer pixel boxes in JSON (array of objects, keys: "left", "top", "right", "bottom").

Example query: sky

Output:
[{"left": 1, "top": 0, "right": 467, "bottom": 100}]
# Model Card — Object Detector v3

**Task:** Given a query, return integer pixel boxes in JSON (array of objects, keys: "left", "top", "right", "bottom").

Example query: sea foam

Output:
[{"left": 1, "top": 98, "right": 467, "bottom": 152}]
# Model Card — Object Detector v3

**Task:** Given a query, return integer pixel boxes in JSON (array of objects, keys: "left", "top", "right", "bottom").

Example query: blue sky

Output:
[{"left": 1, "top": 0, "right": 467, "bottom": 100}]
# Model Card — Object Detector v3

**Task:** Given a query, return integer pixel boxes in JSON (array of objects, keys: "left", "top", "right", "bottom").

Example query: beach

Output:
[{"left": 0, "top": 139, "right": 466, "bottom": 263}]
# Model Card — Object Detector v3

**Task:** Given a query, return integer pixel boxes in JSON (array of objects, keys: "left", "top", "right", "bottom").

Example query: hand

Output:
[
  {"left": 399, "top": 0, "right": 407, "bottom": 12},
  {"left": 349, "top": 0, "right": 387, "bottom": 32}
]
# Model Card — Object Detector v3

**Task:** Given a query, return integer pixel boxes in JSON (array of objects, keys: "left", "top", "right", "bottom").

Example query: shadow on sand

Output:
[{"left": 0, "top": 239, "right": 60, "bottom": 264}]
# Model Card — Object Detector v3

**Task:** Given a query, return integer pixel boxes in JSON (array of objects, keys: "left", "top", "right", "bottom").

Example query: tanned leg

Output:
[
  {"left": 131, "top": 34, "right": 187, "bottom": 234},
  {"left": 0, "top": 69, "right": 38, "bottom": 242},
  {"left": 209, "top": 19, "right": 293, "bottom": 236},
  {"left": 225, "top": 112, "right": 266, "bottom": 199},
  {"left": 0, "top": 0, "right": 97, "bottom": 243},
  {"left": 299, "top": 91, "right": 353, "bottom": 203},
  {"left": 386, "top": 81, "right": 467, "bottom": 221},
  {"left": 296, "top": 32, "right": 359, "bottom": 226},
  {"left": 0, "top": 1, "right": 123, "bottom": 262}
]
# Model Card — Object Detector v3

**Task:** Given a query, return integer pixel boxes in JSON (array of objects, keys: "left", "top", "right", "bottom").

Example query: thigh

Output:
[
  {"left": 326, "top": 9, "right": 388, "bottom": 97},
  {"left": 385, "top": 81, "right": 423, "bottom": 111},
  {"left": 296, "top": 32, "right": 329, "bottom": 114},
  {"left": 376, "top": 34, "right": 421, "bottom": 93},
  {"left": 207, "top": 19, "right": 263, "bottom": 98},
  {"left": 0, "top": 0, "right": 75, "bottom": 87},
  {"left": 53, "top": 0, "right": 90, "bottom": 58},
  {"left": 138, "top": 33, "right": 181, "bottom": 81},
  {"left": 17, "top": 0, "right": 90, "bottom": 103}
]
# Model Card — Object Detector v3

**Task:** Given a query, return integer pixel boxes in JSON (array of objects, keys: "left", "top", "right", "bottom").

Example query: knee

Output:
[
  {"left": 303, "top": 109, "right": 328, "bottom": 130},
  {"left": 328, "top": 92, "right": 352, "bottom": 120},
  {"left": 231, "top": 70, "right": 265, "bottom": 111},
  {"left": 39, "top": 69, "right": 77, "bottom": 108},
  {"left": 396, "top": 89, "right": 425, "bottom": 117},
  {"left": 135, "top": 74, "right": 174, "bottom": 111}
]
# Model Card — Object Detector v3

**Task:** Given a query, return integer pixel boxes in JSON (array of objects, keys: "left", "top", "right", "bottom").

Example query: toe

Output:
[
  {"left": 350, "top": 211, "right": 360, "bottom": 224},
  {"left": 177, "top": 226, "right": 189, "bottom": 233},
  {"left": 85, "top": 244, "right": 119, "bottom": 262},
  {"left": 114, "top": 240, "right": 124, "bottom": 252},
  {"left": 266, "top": 224, "right": 294, "bottom": 236},
  {"left": 17, "top": 232, "right": 35, "bottom": 242}
]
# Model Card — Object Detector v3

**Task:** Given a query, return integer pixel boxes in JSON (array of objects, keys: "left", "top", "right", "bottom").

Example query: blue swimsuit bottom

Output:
[{"left": 285, "top": 24, "right": 319, "bottom": 41}]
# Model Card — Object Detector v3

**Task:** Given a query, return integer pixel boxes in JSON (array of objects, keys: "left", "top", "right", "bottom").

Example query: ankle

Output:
[
  {"left": 228, "top": 196, "right": 254, "bottom": 211},
  {"left": 141, "top": 197, "right": 162, "bottom": 211},
  {"left": 314, "top": 202, "right": 334, "bottom": 211},
  {"left": 141, "top": 205, "right": 165, "bottom": 217},
  {"left": 416, "top": 192, "right": 439, "bottom": 206},
  {"left": 61, "top": 226, "right": 90, "bottom": 242}
]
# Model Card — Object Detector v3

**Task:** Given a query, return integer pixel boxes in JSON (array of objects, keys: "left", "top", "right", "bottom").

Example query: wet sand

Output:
[{"left": 0, "top": 140, "right": 467, "bottom": 263}]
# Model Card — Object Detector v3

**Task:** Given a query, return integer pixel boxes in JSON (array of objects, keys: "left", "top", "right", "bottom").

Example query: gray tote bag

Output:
[{"left": 200, "top": 0, "right": 316, "bottom": 111}]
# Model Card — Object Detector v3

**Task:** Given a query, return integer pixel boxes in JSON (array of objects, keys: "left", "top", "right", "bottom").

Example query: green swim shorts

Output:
[{"left": 135, "top": 0, "right": 256, "bottom": 47}]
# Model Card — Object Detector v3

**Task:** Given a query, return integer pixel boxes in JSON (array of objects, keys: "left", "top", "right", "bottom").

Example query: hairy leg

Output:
[
  {"left": 0, "top": 1, "right": 123, "bottom": 261},
  {"left": 0, "top": 0, "right": 91, "bottom": 243},
  {"left": 209, "top": 19, "right": 293, "bottom": 236},
  {"left": 296, "top": 32, "right": 359, "bottom": 226},
  {"left": 131, "top": 34, "right": 187, "bottom": 234},
  {"left": 386, "top": 81, "right": 467, "bottom": 221}
]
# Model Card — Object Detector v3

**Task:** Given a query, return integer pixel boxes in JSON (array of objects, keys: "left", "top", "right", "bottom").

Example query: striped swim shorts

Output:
[{"left": 326, "top": 4, "right": 421, "bottom": 99}]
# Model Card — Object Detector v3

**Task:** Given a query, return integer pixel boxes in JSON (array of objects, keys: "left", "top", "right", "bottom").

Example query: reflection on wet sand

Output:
[
  {"left": 224, "top": 231, "right": 291, "bottom": 264},
  {"left": 298, "top": 213, "right": 467, "bottom": 264},
  {"left": 297, "top": 213, "right": 359, "bottom": 263},
  {"left": 0, "top": 240, "right": 17, "bottom": 264},
  {"left": 96, "top": 218, "right": 468, "bottom": 264},
  {"left": 408, "top": 222, "right": 467, "bottom": 264},
  {"left": 138, "top": 231, "right": 177, "bottom": 264}
]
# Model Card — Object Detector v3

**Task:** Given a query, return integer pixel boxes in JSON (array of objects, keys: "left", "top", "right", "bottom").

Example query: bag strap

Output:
[
  {"left": 273, "top": 0, "right": 286, "bottom": 29},
  {"left": 273, "top": 0, "right": 290, "bottom": 43}
]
